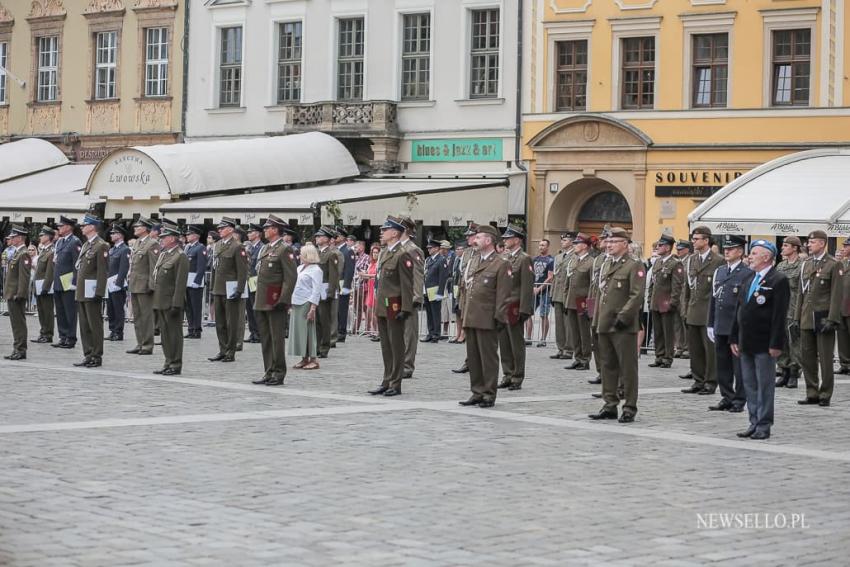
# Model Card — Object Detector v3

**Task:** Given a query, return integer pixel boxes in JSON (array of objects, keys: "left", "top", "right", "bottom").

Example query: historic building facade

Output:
[
  {"left": 522, "top": 0, "right": 850, "bottom": 247},
  {"left": 0, "top": 0, "right": 184, "bottom": 162}
]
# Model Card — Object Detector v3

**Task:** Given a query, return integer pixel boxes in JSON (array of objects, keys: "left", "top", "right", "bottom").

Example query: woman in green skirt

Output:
[{"left": 288, "top": 243, "right": 323, "bottom": 369}]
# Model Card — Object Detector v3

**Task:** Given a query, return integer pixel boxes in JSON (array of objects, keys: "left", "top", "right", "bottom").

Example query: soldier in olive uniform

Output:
[
  {"left": 674, "top": 240, "right": 693, "bottom": 361},
  {"left": 314, "top": 226, "right": 340, "bottom": 358},
  {"left": 458, "top": 224, "right": 512, "bottom": 408},
  {"left": 151, "top": 223, "right": 189, "bottom": 375},
  {"left": 3, "top": 226, "right": 32, "bottom": 360},
  {"left": 795, "top": 230, "right": 843, "bottom": 406},
  {"left": 648, "top": 234, "right": 684, "bottom": 368},
  {"left": 328, "top": 231, "right": 346, "bottom": 348},
  {"left": 451, "top": 223, "right": 479, "bottom": 373},
  {"left": 681, "top": 226, "right": 725, "bottom": 395},
  {"left": 368, "top": 217, "right": 415, "bottom": 397},
  {"left": 32, "top": 226, "right": 55, "bottom": 344},
  {"left": 400, "top": 217, "right": 425, "bottom": 379},
  {"left": 551, "top": 232, "right": 575, "bottom": 360},
  {"left": 588, "top": 227, "right": 646, "bottom": 423},
  {"left": 775, "top": 236, "right": 803, "bottom": 388},
  {"left": 74, "top": 215, "right": 109, "bottom": 368},
  {"left": 127, "top": 217, "right": 160, "bottom": 355},
  {"left": 251, "top": 215, "right": 298, "bottom": 386},
  {"left": 497, "top": 225, "right": 534, "bottom": 390},
  {"left": 587, "top": 232, "right": 610, "bottom": 384},
  {"left": 564, "top": 233, "right": 594, "bottom": 370},
  {"left": 208, "top": 217, "right": 248, "bottom": 362},
  {"left": 834, "top": 238, "right": 850, "bottom": 376}
]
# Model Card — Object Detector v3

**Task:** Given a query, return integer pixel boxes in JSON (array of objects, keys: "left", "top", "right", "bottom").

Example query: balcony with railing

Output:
[{"left": 284, "top": 100, "right": 399, "bottom": 139}]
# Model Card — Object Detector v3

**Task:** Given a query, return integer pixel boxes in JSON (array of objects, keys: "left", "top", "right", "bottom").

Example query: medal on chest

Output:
[{"left": 756, "top": 295, "right": 766, "bottom": 305}]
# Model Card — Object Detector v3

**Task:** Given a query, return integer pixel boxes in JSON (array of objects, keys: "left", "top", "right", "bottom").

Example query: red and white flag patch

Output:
[{"left": 637, "top": 270, "right": 645, "bottom": 278}]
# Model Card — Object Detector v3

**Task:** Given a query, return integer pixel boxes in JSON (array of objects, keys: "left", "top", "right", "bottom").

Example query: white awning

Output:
[
  {"left": 0, "top": 164, "right": 101, "bottom": 222},
  {"left": 688, "top": 148, "right": 850, "bottom": 237},
  {"left": 86, "top": 132, "right": 359, "bottom": 201},
  {"left": 159, "top": 178, "right": 510, "bottom": 226},
  {"left": 0, "top": 138, "right": 69, "bottom": 183}
]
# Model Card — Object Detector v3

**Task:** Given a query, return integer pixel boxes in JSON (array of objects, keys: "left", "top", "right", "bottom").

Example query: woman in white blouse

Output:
[{"left": 288, "top": 243, "right": 324, "bottom": 369}]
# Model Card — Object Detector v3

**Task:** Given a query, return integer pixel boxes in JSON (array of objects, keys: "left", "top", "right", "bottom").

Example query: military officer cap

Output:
[
  {"left": 676, "top": 239, "right": 693, "bottom": 251},
  {"left": 313, "top": 225, "right": 337, "bottom": 238},
  {"left": 132, "top": 216, "right": 154, "bottom": 229},
  {"left": 440, "top": 240, "right": 452, "bottom": 250},
  {"left": 656, "top": 234, "right": 675, "bottom": 247},
  {"left": 335, "top": 226, "right": 349, "bottom": 237},
  {"left": 843, "top": 238, "right": 850, "bottom": 247},
  {"left": 607, "top": 227, "right": 631, "bottom": 242},
  {"left": 217, "top": 216, "right": 239, "bottom": 229},
  {"left": 79, "top": 213, "right": 102, "bottom": 227},
  {"left": 159, "top": 223, "right": 182, "bottom": 238},
  {"left": 463, "top": 222, "right": 479, "bottom": 236},
  {"left": 399, "top": 216, "right": 416, "bottom": 235},
  {"left": 247, "top": 223, "right": 263, "bottom": 233},
  {"left": 186, "top": 224, "right": 204, "bottom": 236},
  {"left": 209, "top": 230, "right": 221, "bottom": 242},
  {"left": 150, "top": 223, "right": 162, "bottom": 233},
  {"left": 159, "top": 217, "right": 177, "bottom": 226},
  {"left": 722, "top": 234, "right": 747, "bottom": 249},
  {"left": 426, "top": 239, "right": 441, "bottom": 249},
  {"left": 7, "top": 225, "right": 27, "bottom": 237},
  {"left": 573, "top": 232, "right": 592, "bottom": 245},
  {"left": 379, "top": 217, "right": 406, "bottom": 233},
  {"left": 39, "top": 225, "right": 56, "bottom": 237},
  {"left": 560, "top": 231, "right": 577, "bottom": 240},
  {"left": 262, "top": 214, "right": 295, "bottom": 234},
  {"left": 501, "top": 224, "right": 526, "bottom": 239},
  {"left": 750, "top": 239, "right": 778, "bottom": 257},
  {"left": 57, "top": 215, "right": 77, "bottom": 227},
  {"left": 476, "top": 224, "right": 500, "bottom": 238},
  {"left": 108, "top": 223, "right": 125, "bottom": 236},
  {"left": 599, "top": 228, "right": 612, "bottom": 239},
  {"left": 691, "top": 225, "right": 712, "bottom": 238},
  {"left": 807, "top": 229, "right": 828, "bottom": 241}
]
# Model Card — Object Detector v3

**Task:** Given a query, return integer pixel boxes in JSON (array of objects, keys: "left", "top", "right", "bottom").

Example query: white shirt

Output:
[
  {"left": 480, "top": 250, "right": 495, "bottom": 261},
  {"left": 292, "top": 263, "right": 324, "bottom": 306},
  {"left": 699, "top": 250, "right": 710, "bottom": 262},
  {"left": 727, "top": 260, "right": 741, "bottom": 272}
]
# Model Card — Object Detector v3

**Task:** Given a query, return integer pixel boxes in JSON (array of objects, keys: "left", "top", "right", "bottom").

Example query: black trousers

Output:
[
  {"left": 338, "top": 292, "right": 351, "bottom": 338},
  {"left": 424, "top": 297, "right": 442, "bottom": 338},
  {"left": 54, "top": 290, "right": 77, "bottom": 342},
  {"left": 185, "top": 287, "right": 204, "bottom": 334},
  {"left": 715, "top": 333, "right": 745, "bottom": 407},
  {"left": 107, "top": 289, "right": 126, "bottom": 336},
  {"left": 246, "top": 291, "right": 259, "bottom": 338}
]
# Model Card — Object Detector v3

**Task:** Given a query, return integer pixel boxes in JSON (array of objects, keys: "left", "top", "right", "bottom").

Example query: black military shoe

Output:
[
  {"left": 709, "top": 400, "right": 732, "bottom": 411},
  {"left": 549, "top": 352, "right": 565, "bottom": 359},
  {"left": 776, "top": 369, "right": 790, "bottom": 387},
  {"left": 591, "top": 392, "right": 602, "bottom": 399},
  {"left": 137, "top": 350, "right": 153, "bottom": 356},
  {"left": 221, "top": 355, "right": 235, "bottom": 362},
  {"left": 736, "top": 427, "right": 756, "bottom": 438},
  {"left": 681, "top": 385, "right": 704, "bottom": 394},
  {"left": 251, "top": 376, "right": 270, "bottom": 385},
  {"left": 153, "top": 368, "right": 166, "bottom": 375},
  {"left": 658, "top": 362, "right": 672, "bottom": 368},
  {"left": 697, "top": 388, "right": 717, "bottom": 395},
  {"left": 836, "top": 366, "right": 850, "bottom": 375},
  {"left": 208, "top": 353, "right": 225, "bottom": 361},
  {"left": 678, "top": 372, "right": 693, "bottom": 380},
  {"left": 451, "top": 364, "right": 469, "bottom": 374},
  {"left": 497, "top": 380, "right": 512, "bottom": 389},
  {"left": 750, "top": 431, "right": 770, "bottom": 440},
  {"left": 162, "top": 368, "right": 181, "bottom": 376},
  {"left": 565, "top": 361, "right": 583, "bottom": 370},
  {"left": 265, "top": 378, "right": 284, "bottom": 386},
  {"left": 477, "top": 399, "right": 495, "bottom": 408},
  {"left": 383, "top": 388, "right": 402, "bottom": 397},
  {"left": 727, "top": 405, "right": 744, "bottom": 413},
  {"left": 73, "top": 358, "right": 92, "bottom": 367},
  {"left": 508, "top": 384, "right": 522, "bottom": 391},
  {"left": 368, "top": 386, "right": 389, "bottom": 395},
  {"left": 401, "top": 370, "right": 413, "bottom": 379},
  {"left": 648, "top": 360, "right": 663, "bottom": 367},
  {"left": 588, "top": 409, "right": 618, "bottom": 420},
  {"left": 618, "top": 414, "right": 635, "bottom": 423},
  {"left": 786, "top": 376, "right": 798, "bottom": 388},
  {"left": 587, "top": 376, "right": 601, "bottom": 384},
  {"left": 85, "top": 358, "right": 102, "bottom": 368},
  {"left": 458, "top": 397, "right": 482, "bottom": 406},
  {"left": 819, "top": 399, "right": 831, "bottom": 407},
  {"left": 797, "top": 398, "right": 819, "bottom": 405},
  {"left": 4, "top": 352, "right": 25, "bottom": 360},
  {"left": 127, "top": 347, "right": 142, "bottom": 354}
]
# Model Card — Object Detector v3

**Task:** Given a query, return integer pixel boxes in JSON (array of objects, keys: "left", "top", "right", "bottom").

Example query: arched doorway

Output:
[{"left": 577, "top": 191, "right": 633, "bottom": 236}]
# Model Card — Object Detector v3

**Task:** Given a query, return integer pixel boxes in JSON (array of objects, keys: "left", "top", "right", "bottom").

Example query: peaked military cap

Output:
[
  {"left": 79, "top": 213, "right": 102, "bottom": 227},
  {"left": 132, "top": 216, "right": 154, "bottom": 229},
  {"left": 108, "top": 223, "right": 126, "bottom": 235},
  {"left": 159, "top": 223, "right": 182, "bottom": 238},
  {"left": 561, "top": 231, "right": 577, "bottom": 239},
  {"left": 808, "top": 229, "right": 828, "bottom": 240},
  {"left": 722, "top": 234, "right": 747, "bottom": 248},
  {"left": 426, "top": 239, "right": 441, "bottom": 249},
  {"left": 217, "top": 216, "right": 239, "bottom": 229},
  {"left": 247, "top": 223, "right": 263, "bottom": 233},
  {"left": 186, "top": 224, "right": 204, "bottom": 236},
  {"left": 573, "top": 232, "right": 592, "bottom": 245},
  {"left": 607, "top": 227, "right": 631, "bottom": 241},
  {"left": 476, "top": 224, "right": 500, "bottom": 238},
  {"left": 57, "top": 215, "right": 77, "bottom": 227},
  {"left": 379, "top": 217, "right": 406, "bottom": 232},
  {"left": 335, "top": 226, "right": 349, "bottom": 238},
  {"left": 440, "top": 240, "right": 452, "bottom": 250},
  {"left": 463, "top": 222, "right": 479, "bottom": 236},
  {"left": 7, "top": 225, "right": 28, "bottom": 237},
  {"left": 656, "top": 234, "right": 675, "bottom": 247},
  {"left": 502, "top": 224, "right": 526, "bottom": 239},
  {"left": 39, "top": 225, "right": 56, "bottom": 236},
  {"left": 676, "top": 239, "right": 693, "bottom": 251},
  {"left": 313, "top": 225, "right": 337, "bottom": 238}
]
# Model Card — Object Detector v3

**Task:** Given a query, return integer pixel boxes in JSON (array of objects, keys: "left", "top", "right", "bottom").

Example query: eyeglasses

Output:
[{"left": 691, "top": 235, "right": 707, "bottom": 241}]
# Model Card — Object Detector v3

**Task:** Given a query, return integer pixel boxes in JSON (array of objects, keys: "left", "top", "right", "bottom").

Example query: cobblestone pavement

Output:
[{"left": 1, "top": 320, "right": 849, "bottom": 566}]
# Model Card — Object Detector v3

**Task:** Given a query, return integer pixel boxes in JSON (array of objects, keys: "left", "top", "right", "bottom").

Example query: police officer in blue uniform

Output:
[
  {"left": 184, "top": 225, "right": 208, "bottom": 339},
  {"left": 106, "top": 223, "right": 131, "bottom": 341},
  {"left": 707, "top": 234, "right": 752, "bottom": 412},
  {"left": 422, "top": 239, "right": 450, "bottom": 342},
  {"left": 336, "top": 227, "right": 356, "bottom": 343},
  {"left": 52, "top": 215, "right": 82, "bottom": 349}
]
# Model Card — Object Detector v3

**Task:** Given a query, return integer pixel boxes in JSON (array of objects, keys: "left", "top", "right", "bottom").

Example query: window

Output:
[
  {"left": 277, "top": 21, "right": 302, "bottom": 103},
  {"left": 621, "top": 36, "right": 654, "bottom": 109},
  {"left": 36, "top": 36, "right": 59, "bottom": 102},
  {"left": 555, "top": 40, "right": 587, "bottom": 111},
  {"left": 469, "top": 9, "right": 499, "bottom": 98},
  {"left": 337, "top": 17, "right": 364, "bottom": 101},
  {"left": 94, "top": 31, "right": 118, "bottom": 100},
  {"left": 692, "top": 33, "right": 728, "bottom": 108},
  {"left": 772, "top": 29, "right": 810, "bottom": 106},
  {"left": 401, "top": 13, "right": 430, "bottom": 100},
  {"left": 0, "top": 42, "right": 7, "bottom": 104},
  {"left": 219, "top": 26, "right": 243, "bottom": 107},
  {"left": 144, "top": 27, "right": 168, "bottom": 97}
]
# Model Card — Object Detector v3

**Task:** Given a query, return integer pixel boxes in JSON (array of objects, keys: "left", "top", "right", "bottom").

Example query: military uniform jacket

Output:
[
  {"left": 678, "top": 253, "right": 692, "bottom": 319},
  {"left": 402, "top": 240, "right": 425, "bottom": 305},
  {"left": 108, "top": 241, "right": 131, "bottom": 289},
  {"left": 457, "top": 247, "right": 478, "bottom": 292},
  {"left": 589, "top": 253, "right": 610, "bottom": 321},
  {"left": 462, "top": 251, "right": 512, "bottom": 330},
  {"left": 318, "top": 246, "right": 341, "bottom": 301},
  {"left": 36, "top": 244, "right": 55, "bottom": 293},
  {"left": 565, "top": 253, "right": 593, "bottom": 314},
  {"left": 795, "top": 254, "right": 842, "bottom": 330},
  {"left": 775, "top": 258, "right": 801, "bottom": 319},
  {"left": 596, "top": 256, "right": 646, "bottom": 334},
  {"left": 129, "top": 236, "right": 160, "bottom": 294},
  {"left": 840, "top": 259, "right": 850, "bottom": 318},
  {"left": 683, "top": 250, "right": 724, "bottom": 326},
  {"left": 74, "top": 236, "right": 109, "bottom": 302},
  {"left": 151, "top": 246, "right": 189, "bottom": 310},
  {"left": 53, "top": 234, "right": 81, "bottom": 290},
  {"left": 185, "top": 241, "right": 207, "bottom": 287},
  {"left": 375, "top": 242, "right": 415, "bottom": 318},
  {"left": 253, "top": 239, "right": 297, "bottom": 310},
  {"left": 211, "top": 237, "right": 248, "bottom": 297},
  {"left": 3, "top": 246, "right": 31, "bottom": 300},
  {"left": 648, "top": 255, "right": 684, "bottom": 313},
  {"left": 246, "top": 241, "right": 262, "bottom": 278},
  {"left": 552, "top": 249, "right": 573, "bottom": 304},
  {"left": 339, "top": 243, "right": 356, "bottom": 290},
  {"left": 708, "top": 261, "right": 753, "bottom": 336},
  {"left": 504, "top": 248, "right": 534, "bottom": 317},
  {"left": 424, "top": 253, "right": 450, "bottom": 296}
]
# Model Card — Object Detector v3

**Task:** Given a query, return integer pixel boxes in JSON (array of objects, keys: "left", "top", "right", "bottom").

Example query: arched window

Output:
[{"left": 578, "top": 191, "right": 632, "bottom": 223}]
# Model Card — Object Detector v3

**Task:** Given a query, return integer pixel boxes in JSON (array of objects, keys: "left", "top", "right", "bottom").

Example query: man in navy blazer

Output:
[{"left": 730, "top": 240, "right": 790, "bottom": 440}]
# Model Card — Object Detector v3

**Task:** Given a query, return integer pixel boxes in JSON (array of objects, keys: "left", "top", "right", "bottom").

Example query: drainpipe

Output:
[
  {"left": 180, "top": 0, "right": 191, "bottom": 142},
  {"left": 515, "top": 0, "right": 529, "bottom": 246}
]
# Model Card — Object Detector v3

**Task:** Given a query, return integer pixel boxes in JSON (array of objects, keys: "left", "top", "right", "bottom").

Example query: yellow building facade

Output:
[
  {"left": 523, "top": 0, "right": 850, "bottom": 248},
  {"left": 0, "top": 0, "right": 183, "bottom": 162}
]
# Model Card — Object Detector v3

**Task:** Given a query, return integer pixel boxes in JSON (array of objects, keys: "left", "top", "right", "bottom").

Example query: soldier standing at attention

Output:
[
  {"left": 458, "top": 224, "right": 511, "bottom": 408},
  {"left": 368, "top": 216, "right": 415, "bottom": 397},
  {"left": 52, "top": 216, "right": 81, "bottom": 349},
  {"left": 399, "top": 217, "right": 425, "bottom": 379},
  {"left": 795, "top": 230, "right": 843, "bottom": 406},
  {"left": 422, "top": 239, "right": 450, "bottom": 343},
  {"left": 450, "top": 223, "right": 478, "bottom": 371},
  {"left": 32, "top": 226, "right": 55, "bottom": 345},
  {"left": 244, "top": 224, "right": 264, "bottom": 344},
  {"left": 127, "top": 218, "right": 160, "bottom": 356},
  {"left": 251, "top": 215, "right": 297, "bottom": 386},
  {"left": 3, "top": 226, "right": 32, "bottom": 360},
  {"left": 775, "top": 236, "right": 803, "bottom": 388},
  {"left": 833, "top": 238, "right": 850, "bottom": 376},
  {"left": 335, "top": 227, "right": 356, "bottom": 343},
  {"left": 151, "top": 223, "right": 189, "bottom": 375},
  {"left": 564, "top": 233, "right": 594, "bottom": 371},
  {"left": 314, "top": 227, "right": 340, "bottom": 359},
  {"left": 674, "top": 240, "right": 693, "bottom": 367},
  {"left": 74, "top": 215, "right": 108, "bottom": 368},
  {"left": 707, "top": 235, "right": 752, "bottom": 412},
  {"left": 183, "top": 225, "right": 207, "bottom": 339},
  {"left": 647, "top": 234, "right": 684, "bottom": 369},
  {"left": 106, "top": 224, "right": 130, "bottom": 342},
  {"left": 587, "top": 232, "right": 610, "bottom": 385},
  {"left": 497, "top": 225, "right": 534, "bottom": 391},
  {"left": 328, "top": 230, "right": 346, "bottom": 348},
  {"left": 681, "top": 226, "right": 724, "bottom": 395},
  {"left": 551, "top": 232, "right": 575, "bottom": 360},
  {"left": 208, "top": 217, "right": 248, "bottom": 363},
  {"left": 588, "top": 227, "right": 646, "bottom": 423}
]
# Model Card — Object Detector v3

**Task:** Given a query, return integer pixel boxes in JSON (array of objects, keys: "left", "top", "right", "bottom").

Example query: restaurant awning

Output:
[
  {"left": 0, "top": 138, "right": 69, "bottom": 183},
  {"left": 0, "top": 164, "right": 101, "bottom": 222},
  {"left": 688, "top": 148, "right": 850, "bottom": 237}
]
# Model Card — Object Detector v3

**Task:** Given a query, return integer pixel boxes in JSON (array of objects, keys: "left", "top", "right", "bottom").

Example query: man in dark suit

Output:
[
  {"left": 52, "top": 216, "right": 81, "bottom": 349},
  {"left": 244, "top": 224, "right": 263, "bottom": 343},
  {"left": 106, "top": 224, "right": 131, "bottom": 341},
  {"left": 707, "top": 234, "right": 752, "bottom": 412},
  {"left": 184, "top": 225, "right": 207, "bottom": 339},
  {"left": 336, "top": 228, "right": 356, "bottom": 343},
  {"left": 730, "top": 240, "right": 790, "bottom": 440},
  {"left": 422, "top": 239, "right": 450, "bottom": 343}
]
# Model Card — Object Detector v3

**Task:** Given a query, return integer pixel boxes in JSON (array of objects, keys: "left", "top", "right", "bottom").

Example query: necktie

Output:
[{"left": 747, "top": 273, "right": 762, "bottom": 302}]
